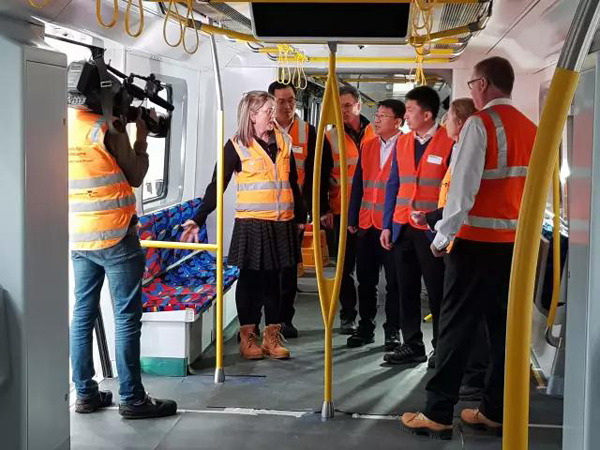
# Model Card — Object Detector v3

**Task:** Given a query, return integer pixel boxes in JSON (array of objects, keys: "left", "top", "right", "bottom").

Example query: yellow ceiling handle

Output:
[
  {"left": 163, "top": 0, "right": 184, "bottom": 48},
  {"left": 277, "top": 44, "right": 292, "bottom": 85},
  {"left": 182, "top": 0, "right": 200, "bottom": 54},
  {"left": 409, "top": 0, "right": 436, "bottom": 85},
  {"left": 297, "top": 51, "right": 309, "bottom": 90},
  {"left": 28, "top": 0, "right": 50, "bottom": 8},
  {"left": 125, "top": 0, "right": 145, "bottom": 38},
  {"left": 96, "top": 0, "right": 119, "bottom": 29}
]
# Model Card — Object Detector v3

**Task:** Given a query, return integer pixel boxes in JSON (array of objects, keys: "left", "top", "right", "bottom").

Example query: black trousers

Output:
[
  {"left": 333, "top": 214, "right": 358, "bottom": 322},
  {"left": 463, "top": 321, "right": 490, "bottom": 389},
  {"left": 279, "top": 229, "right": 304, "bottom": 324},
  {"left": 393, "top": 225, "right": 445, "bottom": 350},
  {"left": 236, "top": 268, "right": 282, "bottom": 326},
  {"left": 356, "top": 227, "right": 400, "bottom": 333},
  {"left": 425, "top": 238, "right": 514, "bottom": 425}
]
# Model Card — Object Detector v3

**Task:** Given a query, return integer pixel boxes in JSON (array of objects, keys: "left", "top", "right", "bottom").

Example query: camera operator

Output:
[{"left": 68, "top": 105, "right": 178, "bottom": 419}]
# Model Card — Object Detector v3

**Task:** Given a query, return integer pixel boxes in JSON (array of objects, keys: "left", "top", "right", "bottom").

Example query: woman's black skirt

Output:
[{"left": 228, "top": 218, "right": 299, "bottom": 271}]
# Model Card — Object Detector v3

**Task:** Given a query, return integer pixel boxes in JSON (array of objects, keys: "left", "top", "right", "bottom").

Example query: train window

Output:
[{"left": 140, "top": 85, "right": 173, "bottom": 204}]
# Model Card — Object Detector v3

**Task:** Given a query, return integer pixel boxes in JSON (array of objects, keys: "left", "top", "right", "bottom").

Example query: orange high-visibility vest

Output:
[
  {"left": 327, "top": 123, "right": 375, "bottom": 215},
  {"left": 393, "top": 127, "right": 454, "bottom": 229},
  {"left": 358, "top": 136, "right": 395, "bottom": 230},
  {"left": 456, "top": 105, "right": 537, "bottom": 243},
  {"left": 232, "top": 129, "right": 295, "bottom": 221},
  {"left": 68, "top": 109, "right": 137, "bottom": 251},
  {"left": 288, "top": 116, "right": 310, "bottom": 191}
]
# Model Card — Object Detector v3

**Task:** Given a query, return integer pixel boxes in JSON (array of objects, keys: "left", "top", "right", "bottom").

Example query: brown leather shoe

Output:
[
  {"left": 262, "top": 324, "right": 291, "bottom": 359},
  {"left": 400, "top": 412, "right": 453, "bottom": 440},
  {"left": 461, "top": 408, "right": 502, "bottom": 435},
  {"left": 239, "top": 325, "right": 264, "bottom": 360}
]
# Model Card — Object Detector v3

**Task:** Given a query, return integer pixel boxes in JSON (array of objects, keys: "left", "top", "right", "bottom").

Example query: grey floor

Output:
[{"left": 72, "top": 277, "right": 563, "bottom": 449}]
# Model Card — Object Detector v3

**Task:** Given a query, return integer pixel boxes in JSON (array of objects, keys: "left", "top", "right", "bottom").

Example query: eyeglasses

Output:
[
  {"left": 374, "top": 113, "right": 396, "bottom": 120},
  {"left": 467, "top": 77, "right": 484, "bottom": 90}
]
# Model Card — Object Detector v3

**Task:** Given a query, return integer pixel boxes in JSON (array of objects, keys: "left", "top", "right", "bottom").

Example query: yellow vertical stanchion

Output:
[
  {"left": 312, "top": 42, "right": 346, "bottom": 420},
  {"left": 208, "top": 19, "right": 226, "bottom": 384},
  {"left": 503, "top": 0, "right": 600, "bottom": 447}
]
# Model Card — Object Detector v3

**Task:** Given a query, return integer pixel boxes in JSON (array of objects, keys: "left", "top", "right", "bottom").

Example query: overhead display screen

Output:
[{"left": 251, "top": 3, "right": 411, "bottom": 43}]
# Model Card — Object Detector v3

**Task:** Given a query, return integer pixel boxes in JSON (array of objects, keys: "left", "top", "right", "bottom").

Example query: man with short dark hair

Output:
[
  {"left": 346, "top": 99, "right": 405, "bottom": 349},
  {"left": 381, "top": 86, "right": 454, "bottom": 366},
  {"left": 321, "top": 85, "right": 376, "bottom": 335},
  {"left": 400, "top": 57, "right": 537, "bottom": 439},
  {"left": 268, "top": 81, "right": 330, "bottom": 338}
]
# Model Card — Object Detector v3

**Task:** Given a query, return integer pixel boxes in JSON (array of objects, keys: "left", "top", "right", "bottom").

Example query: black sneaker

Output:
[
  {"left": 340, "top": 318, "right": 357, "bottom": 335},
  {"left": 384, "top": 343, "right": 427, "bottom": 365},
  {"left": 384, "top": 330, "right": 401, "bottom": 351},
  {"left": 459, "top": 385, "right": 483, "bottom": 402},
  {"left": 347, "top": 328, "right": 375, "bottom": 348},
  {"left": 428, "top": 350, "right": 436, "bottom": 369},
  {"left": 75, "top": 390, "right": 113, "bottom": 414},
  {"left": 119, "top": 395, "right": 178, "bottom": 420},
  {"left": 280, "top": 322, "right": 299, "bottom": 339}
]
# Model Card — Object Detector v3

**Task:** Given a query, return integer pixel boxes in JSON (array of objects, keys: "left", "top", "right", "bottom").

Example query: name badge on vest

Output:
[
  {"left": 292, "top": 146, "right": 304, "bottom": 154},
  {"left": 427, "top": 155, "right": 443, "bottom": 165}
]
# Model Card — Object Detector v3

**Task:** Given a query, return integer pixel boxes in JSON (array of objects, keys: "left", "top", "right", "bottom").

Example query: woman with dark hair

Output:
[{"left": 180, "top": 91, "right": 305, "bottom": 360}]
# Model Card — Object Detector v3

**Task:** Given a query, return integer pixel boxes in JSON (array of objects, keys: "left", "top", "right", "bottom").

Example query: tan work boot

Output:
[
  {"left": 460, "top": 408, "right": 502, "bottom": 434},
  {"left": 239, "top": 325, "right": 264, "bottom": 360},
  {"left": 262, "top": 324, "right": 291, "bottom": 359},
  {"left": 400, "top": 412, "right": 453, "bottom": 440}
]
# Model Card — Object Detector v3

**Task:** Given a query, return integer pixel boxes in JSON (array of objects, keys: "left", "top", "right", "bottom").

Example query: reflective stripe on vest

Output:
[
  {"left": 456, "top": 105, "right": 537, "bottom": 243},
  {"left": 68, "top": 109, "right": 136, "bottom": 251},
  {"left": 328, "top": 123, "right": 375, "bottom": 215},
  {"left": 358, "top": 136, "right": 393, "bottom": 230},
  {"left": 392, "top": 127, "right": 454, "bottom": 229},
  {"left": 232, "top": 129, "right": 295, "bottom": 221}
]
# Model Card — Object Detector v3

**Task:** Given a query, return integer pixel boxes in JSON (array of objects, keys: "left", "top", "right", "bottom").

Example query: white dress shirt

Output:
[
  {"left": 379, "top": 132, "right": 401, "bottom": 169},
  {"left": 433, "top": 98, "right": 513, "bottom": 250},
  {"left": 414, "top": 123, "right": 439, "bottom": 145}
]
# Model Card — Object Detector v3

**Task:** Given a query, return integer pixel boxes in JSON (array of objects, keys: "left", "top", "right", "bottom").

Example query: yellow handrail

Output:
[
  {"left": 125, "top": 0, "right": 145, "bottom": 38},
  {"left": 210, "top": 0, "right": 481, "bottom": 3},
  {"left": 96, "top": 0, "right": 119, "bottom": 29},
  {"left": 503, "top": 1, "right": 600, "bottom": 448},
  {"left": 312, "top": 42, "right": 347, "bottom": 420},
  {"left": 308, "top": 57, "right": 451, "bottom": 64},
  {"left": 140, "top": 241, "right": 218, "bottom": 251}
]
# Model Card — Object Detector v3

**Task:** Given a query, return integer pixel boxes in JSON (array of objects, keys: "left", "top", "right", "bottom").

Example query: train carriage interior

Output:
[{"left": 1, "top": 0, "right": 600, "bottom": 449}]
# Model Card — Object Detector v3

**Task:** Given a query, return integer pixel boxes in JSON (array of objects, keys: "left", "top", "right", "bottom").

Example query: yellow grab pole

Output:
[
  {"left": 208, "top": 18, "right": 226, "bottom": 383},
  {"left": 503, "top": 1, "right": 600, "bottom": 448},
  {"left": 140, "top": 241, "right": 218, "bottom": 251},
  {"left": 312, "top": 42, "right": 347, "bottom": 420},
  {"left": 503, "top": 66, "right": 578, "bottom": 450},
  {"left": 308, "top": 57, "right": 451, "bottom": 64}
]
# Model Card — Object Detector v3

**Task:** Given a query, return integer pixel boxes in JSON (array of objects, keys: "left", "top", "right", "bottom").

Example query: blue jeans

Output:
[{"left": 70, "top": 234, "right": 146, "bottom": 404}]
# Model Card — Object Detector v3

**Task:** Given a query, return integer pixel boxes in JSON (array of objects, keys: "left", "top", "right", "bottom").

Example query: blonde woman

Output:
[
  {"left": 181, "top": 91, "right": 306, "bottom": 360},
  {"left": 411, "top": 98, "right": 477, "bottom": 229}
]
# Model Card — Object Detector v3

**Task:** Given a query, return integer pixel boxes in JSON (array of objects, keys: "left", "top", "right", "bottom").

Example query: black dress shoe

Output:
[
  {"left": 340, "top": 318, "right": 357, "bottom": 335},
  {"left": 384, "top": 330, "right": 401, "bottom": 351},
  {"left": 75, "top": 390, "right": 113, "bottom": 414},
  {"left": 428, "top": 350, "right": 436, "bottom": 369},
  {"left": 347, "top": 328, "right": 375, "bottom": 348},
  {"left": 280, "top": 322, "right": 299, "bottom": 339},
  {"left": 119, "top": 395, "right": 178, "bottom": 420},
  {"left": 384, "top": 343, "right": 427, "bottom": 365},
  {"left": 459, "top": 385, "right": 483, "bottom": 401}
]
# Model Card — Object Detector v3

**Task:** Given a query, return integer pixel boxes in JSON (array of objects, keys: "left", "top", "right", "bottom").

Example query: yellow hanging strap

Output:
[
  {"left": 292, "top": 49, "right": 309, "bottom": 90},
  {"left": 96, "top": 0, "right": 119, "bottom": 29},
  {"left": 409, "top": 0, "right": 436, "bottom": 86},
  {"left": 277, "top": 45, "right": 293, "bottom": 85},
  {"left": 163, "top": 0, "right": 185, "bottom": 48},
  {"left": 182, "top": 0, "right": 200, "bottom": 55},
  {"left": 29, "top": 0, "right": 50, "bottom": 8},
  {"left": 125, "top": 0, "right": 145, "bottom": 38}
]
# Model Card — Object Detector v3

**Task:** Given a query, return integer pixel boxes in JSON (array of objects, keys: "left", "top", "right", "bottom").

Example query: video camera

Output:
[{"left": 67, "top": 57, "right": 174, "bottom": 138}]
